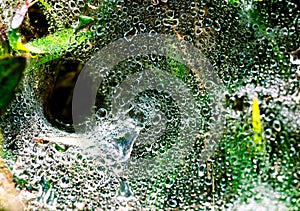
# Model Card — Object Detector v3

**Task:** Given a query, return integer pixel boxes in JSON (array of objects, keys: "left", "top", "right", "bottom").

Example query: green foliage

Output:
[
  {"left": 24, "top": 28, "right": 87, "bottom": 54},
  {"left": 74, "top": 16, "right": 95, "bottom": 33},
  {"left": 0, "top": 56, "right": 26, "bottom": 115},
  {"left": 54, "top": 144, "right": 69, "bottom": 152},
  {"left": 0, "top": 0, "right": 298, "bottom": 209},
  {"left": 13, "top": 175, "right": 29, "bottom": 189}
]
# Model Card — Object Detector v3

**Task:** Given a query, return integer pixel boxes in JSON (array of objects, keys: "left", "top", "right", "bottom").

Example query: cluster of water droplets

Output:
[{"left": 0, "top": 0, "right": 299, "bottom": 210}]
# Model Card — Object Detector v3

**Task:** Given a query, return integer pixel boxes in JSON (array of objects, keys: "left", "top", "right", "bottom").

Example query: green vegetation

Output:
[
  {"left": 0, "top": 0, "right": 299, "bottom": 210},
  {"left": 0, "top": 56, "right": 26, "bottom": 115}
]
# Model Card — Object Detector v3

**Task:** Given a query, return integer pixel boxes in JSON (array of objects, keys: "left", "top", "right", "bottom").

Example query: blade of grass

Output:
[{"left": 252, "top": 97, "right": 264, "bottom": 153}]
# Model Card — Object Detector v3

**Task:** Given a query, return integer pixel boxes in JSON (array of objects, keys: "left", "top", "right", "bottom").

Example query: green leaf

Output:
[
  {"left": 0, "top": 56, "right": 26, "bottom": 115},
  {"left": 23, "top": 28, "right": 87, "bottom": 54},
  {"left": 0, "top": 41, "right": 9, "bottom": 57},
  {"left": 74, "top": 16, "right": 95, "bottom": 33}
]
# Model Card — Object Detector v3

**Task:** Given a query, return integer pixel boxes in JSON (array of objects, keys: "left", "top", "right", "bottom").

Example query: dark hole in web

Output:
[{"left": 43, "top": 59, "right": 83, "bottom": 133}]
